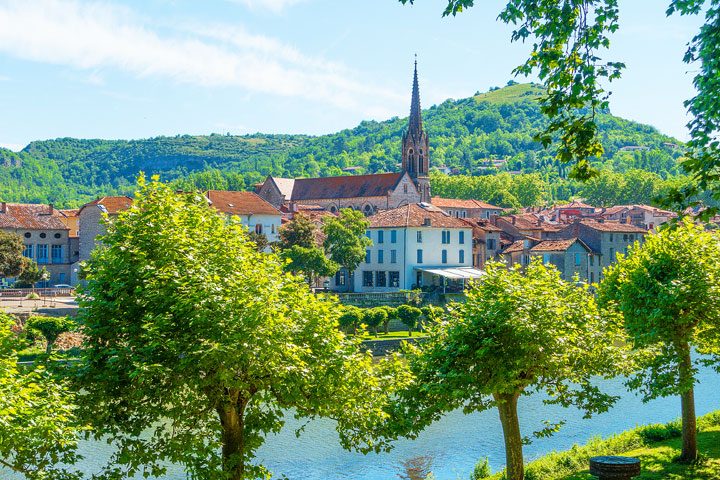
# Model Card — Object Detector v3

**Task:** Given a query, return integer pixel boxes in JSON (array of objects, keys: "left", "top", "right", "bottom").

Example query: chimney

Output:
[
  {"left": 423, "top": 217, "right": 431, "bottom": 227},
  {"left": 48, "top": 203, "right": 54, "bottom": 214},
  {"left": 511, "top": 217, "right": 516, "bottom": 225}
]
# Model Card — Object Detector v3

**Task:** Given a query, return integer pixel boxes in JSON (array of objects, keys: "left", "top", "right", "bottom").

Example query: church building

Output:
[{"left": 256, "top": 61, "right": 431, "bottom": 215}]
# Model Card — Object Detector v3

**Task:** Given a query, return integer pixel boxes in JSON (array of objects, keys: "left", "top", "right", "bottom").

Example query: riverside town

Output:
[{"left": 1, "top": 2, "right": 720, "bottom": 480}]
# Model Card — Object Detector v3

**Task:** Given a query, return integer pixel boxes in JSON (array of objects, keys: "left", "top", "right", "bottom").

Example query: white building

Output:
[
  {"left": 206, "top": 190, "right": 282, "bottom": 245},
  {"left": 345, "top": 203, "right": 481, "bottom": 293}
]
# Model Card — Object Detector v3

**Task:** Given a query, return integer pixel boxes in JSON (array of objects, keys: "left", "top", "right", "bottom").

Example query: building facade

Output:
[
  {"left": 205, "top": 190, "right": 283, "bottom": 245},
  {"left": 432, "top": 197, "right": 503, "bottom": 220}
]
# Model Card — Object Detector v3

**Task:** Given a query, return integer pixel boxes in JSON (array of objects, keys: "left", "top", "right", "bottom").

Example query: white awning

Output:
[{"left": 416, "top": 267, "right": 485, "bottom": 280}]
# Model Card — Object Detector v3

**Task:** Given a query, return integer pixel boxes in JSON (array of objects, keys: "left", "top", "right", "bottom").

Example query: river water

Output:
[{"left": 38, "top": 363, "right": 715, "bottom": 480}]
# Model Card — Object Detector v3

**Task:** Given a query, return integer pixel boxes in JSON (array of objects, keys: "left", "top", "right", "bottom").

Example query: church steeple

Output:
[{"left": 401, "top": 57, "right": 431, "bottom": 203}]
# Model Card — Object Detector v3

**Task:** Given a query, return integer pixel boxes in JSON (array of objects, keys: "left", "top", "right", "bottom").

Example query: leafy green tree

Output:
[
  {"left": 382, "top": 306, "right": 397, "bottom": 334},
  {"left": 278, "top": 213, "right": 318, "bottom": 250},
  {"left": 281, "top": 245, "right": 339, "bottom": 286},
  {"left": 338, "top": 306, "right": 364, "bottom": 335},
  {"left": 0, "top": 313, "right": 84, "bottom": 479},
  {"left": 0, "top": 231, "right": 24, "bottom": 278},
  {"left": 77, "top": 178, "right": 402, "bottom": 480},
  {"left": 25, "top": 316, "right": 75, "bottom": 355},
  {"left": 323, "top": 209, "right": 372, "bottom": 292},
  {"left": 421, "top": 305, "right": 444, "bottom": 326},
  {"left": 396, "top": 305, "right": 422, "bottom": 337},
  {"left": 246, "top": 231, "right": 269, "bottom": 252},
  {"left": 394, "top": 261, "right": 625, "bottom": 480},
  {"left": 598, "top": 220, "right": 720, "bottom": 462},
  {"left": 364, "top": 307, "right": 388, "bottom": 337},
  {"left": 15, "top": 258, "right": 48, "bottom": 289}
]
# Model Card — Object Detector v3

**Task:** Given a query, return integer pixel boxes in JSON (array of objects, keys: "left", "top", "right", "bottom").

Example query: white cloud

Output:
[
  {"left": 0, "top": 0, "right": 403, "bottom": 116},
  {"left": 229, "top": 0, "right": 306, "bottom": 13}
]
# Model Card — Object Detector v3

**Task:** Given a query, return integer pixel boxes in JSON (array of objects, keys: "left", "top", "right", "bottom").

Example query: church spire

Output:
[{"left": 409, "top": 55, "right": 423, "bottom": 134}]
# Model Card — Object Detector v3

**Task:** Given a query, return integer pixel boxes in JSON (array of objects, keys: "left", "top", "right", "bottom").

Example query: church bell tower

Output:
[{"left": 401, "top": 58, "right": 431, "bottom": 203}]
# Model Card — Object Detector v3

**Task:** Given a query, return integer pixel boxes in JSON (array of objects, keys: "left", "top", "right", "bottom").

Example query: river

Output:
[{"left": 31, "top": 363, "right": 712, "bottom": 480}]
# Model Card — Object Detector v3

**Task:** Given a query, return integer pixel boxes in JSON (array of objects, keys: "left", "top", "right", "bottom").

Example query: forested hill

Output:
[{"left": 0, "top": 82, "right": 683, "bottom": 208}]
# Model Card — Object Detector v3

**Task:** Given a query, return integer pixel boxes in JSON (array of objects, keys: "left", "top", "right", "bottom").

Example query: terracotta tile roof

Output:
[
  {"left": 81, "top": 196, "right": 133, "bottom": 214},
  {"left": 501, "top": 240, "right": 526, "bottom": 254},
  {"left": 559, "top": 200, "right": 595, "bottom": 210},
  {"left": 59, "top": 209, "right": 79, "bottom": 217},
  {"left": 291, "top": 172, "right": 404, "bottom": 201},
  {"left": 206, "top": 190, "right": 281, "bottom": 216},
  {"left": 530, "top": 238, "right": 589, "bottom": 252},
  {"left": 580, "top": 220, "right": 647, "bottom": 233},
  {"left": 295, "top": 204, "right": 325, "bottom": 211},
  {"left": 0, "top": 203, "right": 68, "bottom": 230},
  {"left": 601, "top": 205, "right": 631, "bottom": 216},
  {"left": 431, "top": 197, "right": 502, "bottom": 210},
  {"left": 369, "top": 203, "right": 471, "bottom": 229},
  {"left": 459, "top": 218, "right": 502, "bottom": 236}
]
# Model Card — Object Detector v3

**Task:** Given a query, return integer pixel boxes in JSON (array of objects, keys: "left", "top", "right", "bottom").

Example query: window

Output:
[
  {"left": 403, "top": 184, "right": 408, "bottom": 194},
  {"left": 390, "top": 249, "right": 397, "bottom": 263},
  {"left": 51, "top": 245, "right": 64, "bottom": 264},
  {"left": 54, "top": 233, "right": 61, "bottom": 239},
  {"left": 442, "top": 249, "right": 447, "bottom": 264},
  {"left": 58, "top": 273, "right": 66, "bottom": 284},
  {"left": 378, "top": 250, "right": 384, "bottom": 264},
  {"left": 376, "top": 271, "right": 387, "bottom": 287},
  {"left": 335, "top": 271, "right": 346, "bottom": 286},
  {"left": 487, "top": 239, "right": 496, "bottom": 250},
  {"left": 390, "top": 230, "right": 397, "bottom": 243},
  {"left": 389, "top": 271, "right": 400, "bottom": 287},
  {"left": 255, "top": 224, "right": 263, "bottom": 234},
  {"left": 22, "top": 244, "right": 34, "bottom": 259},
  {"left": 542, "top": 253, "right": 551, "bottom": 264},
  {"left": 521, "top": 254, "right": 530, "bottom": 266},
  {"left": 271, "top": 224, "right": 276, "bottom": 234},
  {"left": 24, "top": 232, "right": 31, "bottom": 239},
  {"left": 459, "top": 249, "right": 465, "bottom": 263},
  {"left": 377, "top": 230, "right": 384, "bottom": 244},
  {"left": 36, "top": 244, "right": 48, "bottom": 264},
  {"left": 459, "top": 231, "right": 465, "bottom": 244},
  {"left": 608, "top": 248, "right": 615, "bottom": 264},
  {"left": 365, "top": 249, "right": 371, "bottom": 264},
  {"left": 417, "top": 249, "right": 423, "bottom": 264},
  {"left": 590, "top": 272, "right": 595, "bottom": 283},
  {"left": 39, "top": 233, "right": 46, "bottom": 239},
  {"left": 416, "top": 231, "right": 423, "bottom": 243},
  {"left": 629, "top": 234, "right": 635, "bottom": 241},
  {"left": 365, "top": 230, "right": 371, "bottom": 239},
  {"left": 442, "top": 230, "right": 450, "bottom": 244},
  {"left": 362, "top": 271, "right": 373, "bottom": 287},
  {"left": 609, "top": 234, "right": 614, "bottom": 242},
  {"left": 623, "top": 234, "right": 628, "bottom": 241},
  {"left": 575, "top": 252, "right": 582, "bottom": 266},
  {"left": 590, "top": 255, "right": 594, "bottom": 266}
]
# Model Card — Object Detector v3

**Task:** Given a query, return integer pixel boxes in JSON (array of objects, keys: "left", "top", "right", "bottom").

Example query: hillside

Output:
[{"left": 0, "top": 82, "right": 683, "bottom": 207}]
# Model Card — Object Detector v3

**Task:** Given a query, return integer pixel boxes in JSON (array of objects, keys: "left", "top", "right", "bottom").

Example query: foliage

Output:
[
  {"left": 396, "top": 305, "right": 422, "bottom": 336},
  {"left": 76, "top": 178, "right": 407, "bottom": 480},
  {"left": 323, "top": 209, "right": 372, "bottom": 288},
  {"left": 0, "top": 312, "right": 85, "bottom": 479},
  {"left": 0, "top": 231, "right": 24, "bottom": 278},
  {"left": 246, "top": 231, "right": 269, "bottom": 252},
  {"left": 15, "top": 258, "right": 48, "bottom": 288},
  {"left": 364, "top": 308, "right": 388, "bottom": 336},
  {"left": 393, "top": 261, "right": 626, "bottom": 480},
  {"left": 278, "top": 214, "right": 318, "bottom": 250},
  {"left": 338, "top": 306, "right": 364, "bottom": 335},
  {"left": 0, "top": 83, "right": 682, "bottom": 208},
  {"left": 25, "top": 316, "right": 75, "bottom": 355},
  {"left": 484, "top": 410, "right": 720, "bottom": 480},
  {"left": 420, "top": 305, "right": 444, "bottom": 325},
  {"left": 598, "top": 219, "right": 720, "bottom": 461},
  {"left": 281, "top": 245, "right": 339, "bottom": 286},
  {"left": 382, "top": 306, "right": 397, "bottom": 334},
  {"left": 470, "top": 458, "right": 491, "bottom": 480}
]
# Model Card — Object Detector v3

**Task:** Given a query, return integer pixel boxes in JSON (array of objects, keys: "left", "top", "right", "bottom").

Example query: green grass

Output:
[
  {"left": 485, "top": 411, "right": 720, "bottom": 480},
  {"left": 359, "top": 331, "right": 428, "bottom": 341},
  {"left": 473, "top": 83, "right": 544, "bottom": 105}
]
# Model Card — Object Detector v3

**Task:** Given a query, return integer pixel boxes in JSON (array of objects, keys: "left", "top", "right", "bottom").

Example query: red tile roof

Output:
[
  {"left": 369, "top": 203, "right": 471, "bottom": 228},
  {"left": 291, "top": 172, "right": 405, "bottom": 201},
  {"left": 580, "top": 220, "right": 646, "bottom": 233},
  {"left": 501, "top": 240, "right": 526, "bottom": 254},
  {"left": 0, "top": 203, "right": 68, "bottom": 230},
  {"left": 431, "top": 197, "right": 502, "bottom": 210},
  {"left": 206, "top": 190, "right": 281, "bottom": 216},
  {"left": 559, "top": 200, "right": 595, "bottom": 210},
  {"left": 81, "top": 196, "right": 133, "bottom": 214},
  {"left": 59, "top": 209, "right": 79, "bottom": 218},
  {"left": 530, "top": 238, "right": 589, "bottom": 252}
]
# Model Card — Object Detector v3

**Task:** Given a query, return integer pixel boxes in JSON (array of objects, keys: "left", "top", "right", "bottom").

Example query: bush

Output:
[
  {"left": 25, "top": 316, "right": 75, "bottom": 354},
  {"left": 364, "top": 308, "right": 387, "bottom": 336},
  {"left": 396, "top": 305, "right": 422, "bottom": 336},
  {"left": 470, "top": 458, "right": 491, "bottom": 479},
  {"left": 338, "top": 307, "right": 363, "bottom": 335},
  {"left": 381, "top": 306, "right": 397, "bottom": 334}
]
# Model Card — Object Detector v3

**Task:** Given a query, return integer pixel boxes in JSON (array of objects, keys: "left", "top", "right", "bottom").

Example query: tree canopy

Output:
[
  {"left": 76, "top": 178, "right": 404, "bottom": 480},
  {"left": 598, "top": 220, "right": 720, "bottom": 461},
  {"left": 0, "top": 231, "right": 24, "bottom": 278}
]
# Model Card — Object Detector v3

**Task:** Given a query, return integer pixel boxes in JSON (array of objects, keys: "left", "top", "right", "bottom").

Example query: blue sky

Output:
[{"left": 0, "top": 0, "right": 704, "bottom": 150}]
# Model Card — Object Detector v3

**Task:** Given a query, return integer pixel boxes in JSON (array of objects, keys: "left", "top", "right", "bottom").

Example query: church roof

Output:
[
  {"left": 290, "top": 172, "right": 405, "bottom": 201},
  {"left": 270, "top": 177, "right": 296, "bottom": 199},
  {"left": 206, "top": 190, "right": 281, "bottom": 216}
]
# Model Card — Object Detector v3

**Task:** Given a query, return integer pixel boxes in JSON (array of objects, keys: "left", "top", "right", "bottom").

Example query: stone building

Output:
[
  {"left": 0, "top": 202, "right": 76, "bottom": 286},
  {"left": 78, "top": 196, "right": 133, "bottom": 264},
  {"left": 460, "top": 218, "right": 502, "bottom": 269},
  {"left": 205, "top": 190, "right": 283, "bottom": 245},
  {"left": 500, "top": 237, "right": 592, "bottom": 282},
  {"left": 432, "top": 197, "right": 503, "bottom": 220},
  {"left": 256, "top": 61, "right": 431, "bottom": 213}
]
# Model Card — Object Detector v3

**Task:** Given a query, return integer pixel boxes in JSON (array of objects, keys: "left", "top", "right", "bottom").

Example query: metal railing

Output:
[{"left": 0, "top": 288, "right": 75, "bottom": 298}]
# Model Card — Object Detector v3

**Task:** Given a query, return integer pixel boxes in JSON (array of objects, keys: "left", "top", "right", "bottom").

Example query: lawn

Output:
[{"left": 563, "top": 427, "right": 720, "bottom": 480}]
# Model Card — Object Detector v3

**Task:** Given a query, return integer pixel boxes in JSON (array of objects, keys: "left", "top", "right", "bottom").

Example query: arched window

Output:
[
  {"left": 255, "top": 224, "right": 263, "bottom": 234},
  {"left": 329, "top": 205, "right": 338, "bottom": 214},
  {"left": 363, "top": 204, "right": 373, "bottom": 216}
]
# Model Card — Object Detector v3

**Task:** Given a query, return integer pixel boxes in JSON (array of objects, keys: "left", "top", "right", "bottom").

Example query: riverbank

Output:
[{"left": 484, "top": 410, "right": 720, "bottom": 480}]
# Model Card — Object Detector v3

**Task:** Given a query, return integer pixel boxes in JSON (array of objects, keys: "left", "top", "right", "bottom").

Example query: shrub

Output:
[
  {"left": 364, "top": 308, "right": 387, "bottom": 336},
  {"left": 25, "top": 316, "right": 75, "bottom": 354},
  {"left": 338, "top": 306, "right": 363, "bottom": 335},
  {"left": 396, "top": 305, "right": 422, "bottom": 336},
  {"left": 470, "top": 458, "right": 491, "bottom": 479},
  {"left": 382, "top": 306, "right": 397, "bottom": 334}
]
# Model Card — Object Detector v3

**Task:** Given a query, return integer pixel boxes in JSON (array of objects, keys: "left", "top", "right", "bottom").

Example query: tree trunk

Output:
[
  {"left": 494, "top": 392, "right": 524, "bottom": 480},
  {"left": 45, "top": 341, "right": 53, "bottom": 355},
  {"left": 216, "top": 390, "right": 247, "bottom": 480},
  {"left": 678, "top": 344, "right": 697, "bottom": 462}
]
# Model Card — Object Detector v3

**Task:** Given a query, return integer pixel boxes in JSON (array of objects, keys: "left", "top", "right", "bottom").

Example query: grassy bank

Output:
[{"left": 484, "top": 411, "right": 720, "bottom": 480}]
